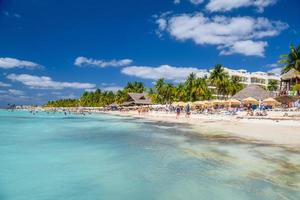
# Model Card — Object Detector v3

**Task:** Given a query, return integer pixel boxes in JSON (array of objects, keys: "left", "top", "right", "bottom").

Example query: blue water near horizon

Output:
[{"left": 0, "top": 110, "right": 299, "bottom": 200}]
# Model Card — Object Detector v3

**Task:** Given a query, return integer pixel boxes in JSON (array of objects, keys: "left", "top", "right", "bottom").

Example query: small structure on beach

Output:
[
  {"left": 280, "top": 69, "right": 300, "bottom": 96},
  {"left": 232, "top": 84, "right": 272, "bottom": 101},
  {"left": 122, "top": 92, "right": 152, "bottom": 106}
]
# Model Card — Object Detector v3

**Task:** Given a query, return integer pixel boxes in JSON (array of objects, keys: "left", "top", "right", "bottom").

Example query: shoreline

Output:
[
  {"left": 3, "top": 108, "right": 300, "bottom": 149},
  {"left": 104, "top": 110, "right": 300, "bottom": 149}
]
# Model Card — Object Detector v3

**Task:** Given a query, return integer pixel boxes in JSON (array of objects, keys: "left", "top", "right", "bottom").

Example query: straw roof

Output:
[
  {"left": 275, "top": 96, "right": 299, "bottom": 105},
  {"left": 192, "top": 101, "right": 206, "bottom": 105},
  {"left": 122, "top": 93, "right": 152, "bottom": 106},
  {"left": 281, "top": 69, "right": 300, "bottom": 81},
  {"left": 242, "top": 97, "right": 259, "bottom": 104},
  {"left": 231, "top": 84, "right": 272, "bottom": 101},
  {"left": 172, "top": 101, "right": 186, "bottom": 106},
  {"left": 226, "top": 99, "right": 241, "bottom": 105},
  {"left": 262, "top": 98, "right": 280, "bottom": 106},
  {"left": 211, "top": 99, "right": 226, "bottom": 104}
]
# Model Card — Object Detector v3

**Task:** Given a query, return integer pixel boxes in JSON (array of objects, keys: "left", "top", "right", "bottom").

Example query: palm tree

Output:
[
  {"left": 154, "top": 78, "right": 166, "bottom": 103},
  {"left": 280, "top": 44, "right": 300, "bottom": 73},
  {"left": 174, "top": 83, "right": 186, "bottom": 102},
  {"left": 209, "top": 64, "right": 230, "bottom": 98},
  {"left": 185, "top": 73, "right": 197, "bottom": 101},
  {"left": 267, "top": 80, "right": 279, "bottom": 91},
  {"left": 192, "top": 78, "right": 212, "bottom": 100},
  {"left": 124, "top": 82, "right": 145, "bottom": 93},
  {"left": 229, "top": 76, "right": 244, "bottom": 96}
]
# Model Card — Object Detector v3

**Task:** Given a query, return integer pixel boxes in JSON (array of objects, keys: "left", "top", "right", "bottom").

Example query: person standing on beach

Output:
[
  {"left": 176, "top": 106, "right": 181, "bottom": 119},
  {"left": 185, "top": 104, "right": 191, "bottom": 118}
]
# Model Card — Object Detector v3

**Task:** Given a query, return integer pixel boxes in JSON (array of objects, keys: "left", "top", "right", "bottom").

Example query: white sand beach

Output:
[{"left": 107, "top": 110, "right": 300, "bottom": 148}]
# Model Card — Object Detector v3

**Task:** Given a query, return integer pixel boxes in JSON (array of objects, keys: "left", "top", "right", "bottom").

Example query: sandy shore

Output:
[{"left": 106, "top": 110, "right": 300, "bottom": 148}]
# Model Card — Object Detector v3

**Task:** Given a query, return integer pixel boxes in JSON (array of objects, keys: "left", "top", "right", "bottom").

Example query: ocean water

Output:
[{"left": 0, "top": 110, "right": 299, "bottom": 200}]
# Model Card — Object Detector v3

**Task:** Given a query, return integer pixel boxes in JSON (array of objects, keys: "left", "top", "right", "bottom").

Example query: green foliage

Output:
[
  {"left": 280, "top": 44, "right": 300, "bottom": 73},
  {"left": 267, "top": 80, "right": 279, "bottom": 91},
  {"left": 44, "top": 66, "right": 250, "bottom": 107},
  {"left": 293, "top": 84, "right": 300, "bottom": 92},
  {"left": 46, "top": 99, "right": 79, "bottom": 107}
]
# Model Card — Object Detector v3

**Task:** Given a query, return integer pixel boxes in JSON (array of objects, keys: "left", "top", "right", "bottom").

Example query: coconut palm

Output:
[
  {"left": 229, "top": 76, "right": 244, "bottom": 96},
  {"left": 174, "top": 83, "right": 186, "bottom": 102},
  {"left": 209, "top": 64, "right": 230, "bottom": 98},
  {"left": 124, "top": 81, "right": 145, "bottom": 93},
  {"left": 185, "top": 73, "right": 197, "bottom": 101},
  {"left": 280, "top": 44, "right": 300, "bottom": 73},
  {"left": 267, "top": 80, "right": 279, "bottom": 91},
  {"left": 192, "top": 78, "right": 212, "bottom": 100}
]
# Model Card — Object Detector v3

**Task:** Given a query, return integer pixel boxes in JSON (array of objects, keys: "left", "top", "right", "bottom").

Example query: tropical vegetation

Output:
[
  {"left": 45, "top": 64, "right": 268, "bottom": 107},
  {"left": 280, "top": 44, "right": 300, "bottom": 73}
]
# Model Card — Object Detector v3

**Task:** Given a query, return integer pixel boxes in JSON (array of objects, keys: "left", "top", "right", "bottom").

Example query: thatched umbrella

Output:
[
  {"left": 211, "top": 99, "right": 226, "bottom": 105},
  {"left": 172, "top": 102, "right": 186, "bottom": 107},
  {"left": 275, "top": 96, "right": 299, "bottom": 106},
  {"left": 232, "top": 84, "right": 272, "bottom": 101},
  {"left": 262, "top": 98, "right": 280, "bottom": 107},
  {"left": 242, "top": 97, "right": 259, "bottom": 105},
  {"left": 226, "top": 99, "right": 241, "bottom": 107},
  {"left": 192, "top": 101, "right": 205, "bottom": 106}
]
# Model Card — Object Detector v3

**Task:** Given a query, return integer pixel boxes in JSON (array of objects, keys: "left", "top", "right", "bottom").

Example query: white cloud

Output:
[
  {"left": 266, "top": 62, "right": 282, "bottom": 75},
  {"left": 74, "top": 57, "right": 133, "bottom": 68},
  {"left": 0, "top": 81, "right": 11, "bottom": 87},
  {"left": 8, "top": 89, "right": 25, "bottom": 96},
  {"left": 157, "top": 12, "right": 288, "bottom": 57},
  {"left": 6, "top": 74, "right": 96, "bottom": 90},
  {"left": 219, "top": 40, "right": 267, "bottom": 56},
  {"left": 102, "top": 86, "right": 123, "bottom": 92},
  {"left": 174, "top": 0, "right": 203, "bottom": 4},
  {"left": 190, "top": 0, "right": 204, "bottom": 5},
  {"left": 122, "top": 65, "right": 208, "bottom": 82},
  {"left": 0, "top": 57, "right": 41, "bottom": 69},
  {"left": 206, "top": 0, "right": 277, "bottom": 13},
  {"left": 268, "top": 67, "right": 282, "bottom": 75}
]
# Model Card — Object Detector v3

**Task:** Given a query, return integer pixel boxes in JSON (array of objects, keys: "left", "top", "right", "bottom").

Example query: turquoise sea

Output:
[{"left": 0, "top": 110, "right": 299, "bottom": 200}]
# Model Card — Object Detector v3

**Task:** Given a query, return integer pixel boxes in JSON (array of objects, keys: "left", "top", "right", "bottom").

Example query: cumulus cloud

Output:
[
  {"left": 0, "top": 81, "right": 11, "bottom": 87},
  {"left": 268, "top": 67, "right": 282, "bottom": 75},
  {"left": 206, "top": 0, "right": 277, "bottom": 13},
  {"left": 156, "top": 12, "right": 288, "bottom": 56},
  {"left": 122, "top": 65, "right": 208, "bottom": 82},
  {"left": 174, "top": 0, "right": 203, "bottom": 4},
  {"left": 266, "top": 62, "right": 283, "bottom": 75},
  {"left": 0, "top": 57, "right": 41, "bottom": 69},
  {"left": 190, "top": 0, "right": 204, "bottom": 5},
  {"left": 8, "top": 89, "right": 25, "bottom": 96},
  {"left": 219, "top": 40, "right": 267, "bottom": 56},
  {"left": 102, "top": 86, "right": 123, "bottom": 92},
  {"left": 74, "top": 57, "right": 133, "bottom": 68},
  {"left": 6, "top": 74, "right": 96, "bottom": 90}
]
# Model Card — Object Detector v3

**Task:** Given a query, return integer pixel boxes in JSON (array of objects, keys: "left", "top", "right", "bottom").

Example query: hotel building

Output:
[{"left": 196, "top": 68, "right": 281, "bottom": 89}]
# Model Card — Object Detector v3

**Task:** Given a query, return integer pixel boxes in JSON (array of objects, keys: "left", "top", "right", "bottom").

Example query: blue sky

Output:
[{"left": 0, "top": 0, "right": 299, "bottom": 106}]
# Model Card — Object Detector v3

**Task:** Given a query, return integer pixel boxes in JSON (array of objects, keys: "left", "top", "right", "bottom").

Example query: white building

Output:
[{"left": 223, "top": 68, "right": 280, "bottom": 88}]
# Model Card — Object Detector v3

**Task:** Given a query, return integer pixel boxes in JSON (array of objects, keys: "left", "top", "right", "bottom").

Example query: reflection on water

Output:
[{"left": 0, "top": 110, "right": 299, "bottom": 200}]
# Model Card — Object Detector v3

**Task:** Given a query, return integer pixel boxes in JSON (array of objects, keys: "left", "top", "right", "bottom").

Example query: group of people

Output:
[{"left": 176, "top": 104, "right": 191, "bottom": 119}]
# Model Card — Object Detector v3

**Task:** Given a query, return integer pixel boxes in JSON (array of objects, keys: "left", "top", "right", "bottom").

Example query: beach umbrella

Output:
[
  {"left": 262, "top": 98, "right": 280, "bottom": 107},
  {"left": 173, "top": 102, "right": 186, "bottom": 106},
  {"left": 226, "top": 99, "right": 241, "bottom": 106},
  {"left": 211, "top": 99, "right": 226, "bottom": 105},
  {"left": 242, "top": 97, "right": 259, "bottom": 105},
  {"left": 192, "top": 101, "right": 205, "bottom": 106}
]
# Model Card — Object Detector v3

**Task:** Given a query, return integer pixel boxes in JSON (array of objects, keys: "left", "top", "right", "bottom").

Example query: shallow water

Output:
[{"left": 0, "top": 110, "right": 299, "bottom": 200}]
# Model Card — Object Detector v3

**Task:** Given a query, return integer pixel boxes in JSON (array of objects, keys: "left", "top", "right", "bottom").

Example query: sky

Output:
[{"left": 0, "top": 0, "right": 299, "bottom": 106}]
